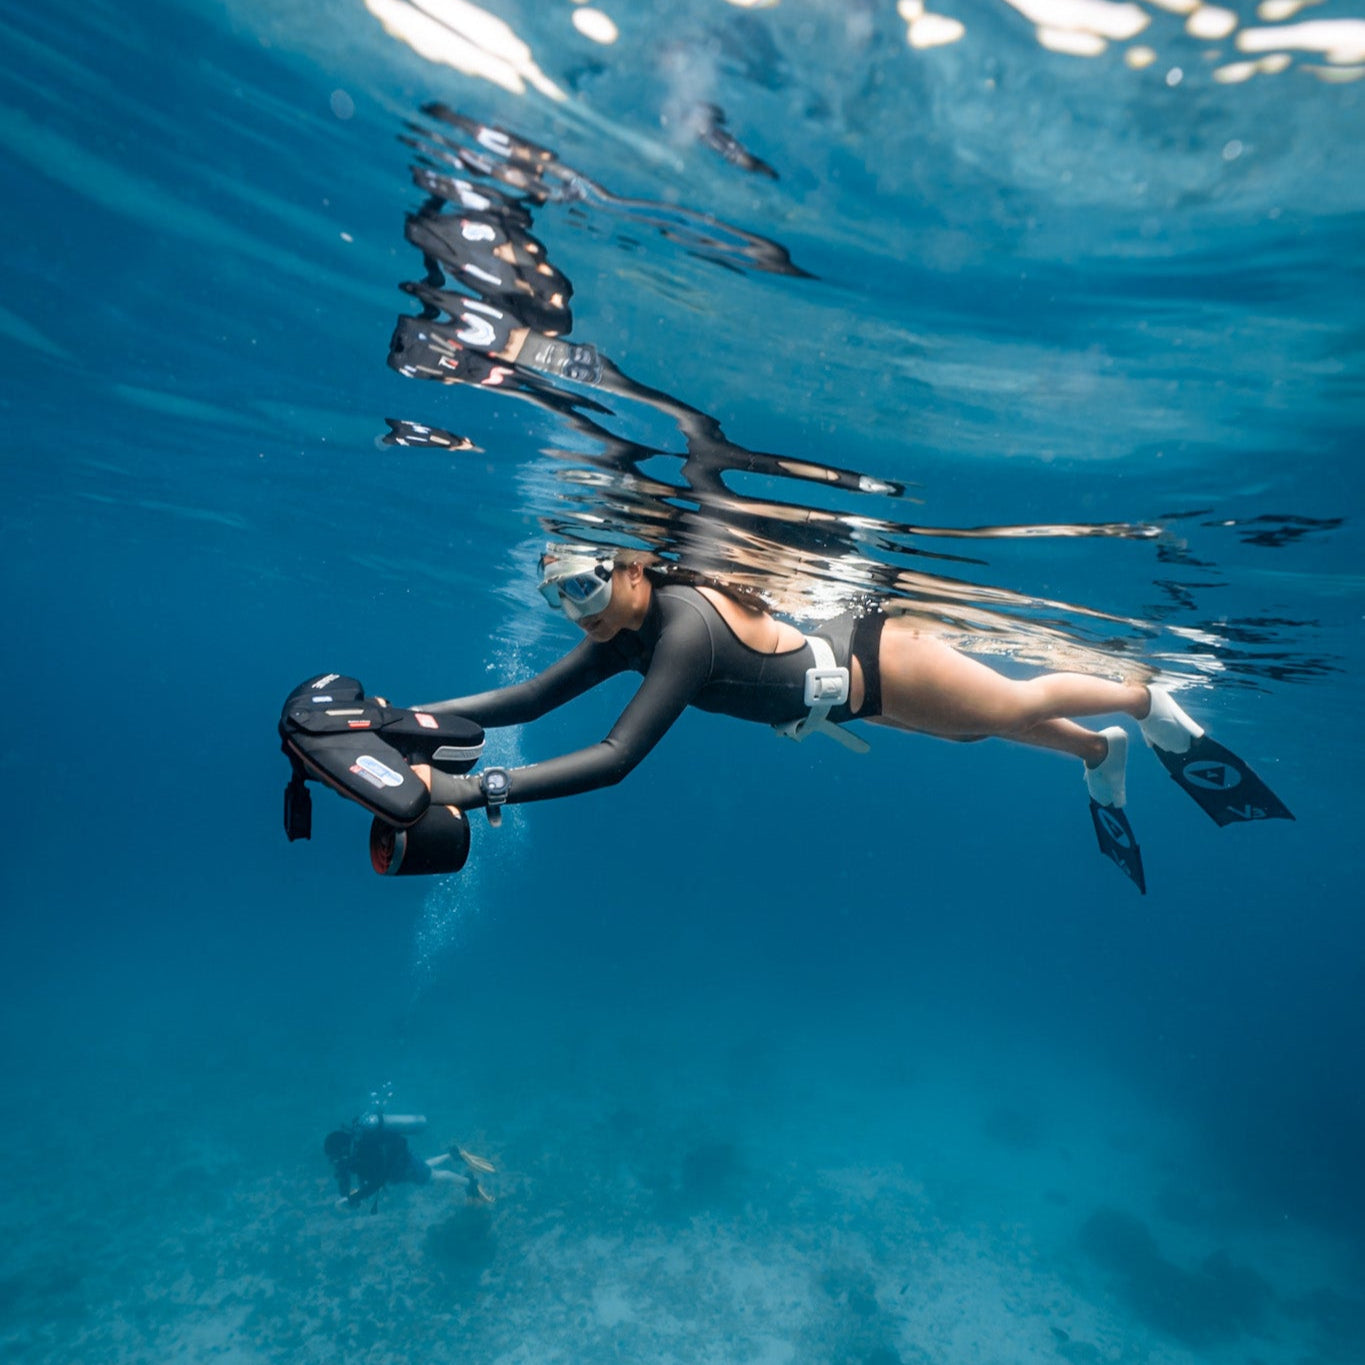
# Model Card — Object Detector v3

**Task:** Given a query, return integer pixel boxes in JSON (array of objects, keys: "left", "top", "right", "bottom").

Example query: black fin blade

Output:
[
  {"left": 1089, "top": 800, "right": 1146, "bottom": 895},
  {"left": 1153, "top": 733, "right": 1295, "bottom": 827}
]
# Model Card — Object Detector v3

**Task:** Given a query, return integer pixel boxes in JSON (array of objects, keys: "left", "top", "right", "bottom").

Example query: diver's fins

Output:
[
  {"left": 1151, "top": 732, "right": 1295, "bottom": 827},
  {"left": 1140, "top": 687, "right": 1293, "bottom": 826},
  {"left": 1089, "top": 799, "right": 1146, "bottom": 895},
  {"left": 1085, "top": 727, "right": 1129, "bottom": 809},
  {"left": 1083, "top": 728, "right": 1145, "bottom": 893},
  {"left": 455, "top": 1147, "right": 497, "bottom": 1174}
]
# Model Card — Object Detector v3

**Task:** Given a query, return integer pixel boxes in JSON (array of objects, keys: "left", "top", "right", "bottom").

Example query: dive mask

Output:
[{"left": 538, "top": 552, "right": 615, "bottom": 621}]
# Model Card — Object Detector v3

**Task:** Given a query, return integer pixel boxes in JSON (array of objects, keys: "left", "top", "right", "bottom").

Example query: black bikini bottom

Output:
[
  {"left": 817, "top": 611, "right": 886, "bottom": 722},
  {"left": 851, "top": 611, "right": 885, "bottom": 719}
]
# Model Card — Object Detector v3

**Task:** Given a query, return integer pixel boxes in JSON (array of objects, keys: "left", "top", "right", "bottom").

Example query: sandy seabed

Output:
[{"left": 2, "top": 1004, "right": 1361, "bottom": 1365}]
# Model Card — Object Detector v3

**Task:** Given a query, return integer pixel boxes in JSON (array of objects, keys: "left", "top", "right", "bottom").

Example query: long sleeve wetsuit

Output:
[{"left": 421, "top": 585, "right": 856, "bottom": 810}]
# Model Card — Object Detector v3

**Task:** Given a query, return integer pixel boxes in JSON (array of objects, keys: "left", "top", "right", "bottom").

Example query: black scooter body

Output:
[{"left": 279, "top": 673, "right": 483, "bottom": 831}]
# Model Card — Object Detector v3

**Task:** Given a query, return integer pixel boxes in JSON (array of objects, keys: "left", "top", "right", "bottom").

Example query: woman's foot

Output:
[
  {"left": 1139, "top": 687, "right": 1204, "bottom": 755},
  {"left": 1084, "top": 726, "right": 1129, "bottom": 808}
]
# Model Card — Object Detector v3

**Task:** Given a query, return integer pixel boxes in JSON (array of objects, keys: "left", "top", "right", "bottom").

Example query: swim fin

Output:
[
  {"left": 454, "top": 1147, "right": 497, "bottom": 1174},
  {"left": 1151, "top": 732, "right": 1295, "bottom": 827},
  {"left": 1089, "top": 799, "right": 1146, "bottom": 895}
]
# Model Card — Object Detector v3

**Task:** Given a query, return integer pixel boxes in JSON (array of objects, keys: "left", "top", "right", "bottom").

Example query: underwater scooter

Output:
[{"left": 279, "top": 673, "right": 486, "bottom": 876}]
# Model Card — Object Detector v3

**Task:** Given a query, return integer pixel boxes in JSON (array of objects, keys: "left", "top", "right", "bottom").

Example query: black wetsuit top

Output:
[{"left": 428, "top": 585, "right": 870, "bottom": 809}]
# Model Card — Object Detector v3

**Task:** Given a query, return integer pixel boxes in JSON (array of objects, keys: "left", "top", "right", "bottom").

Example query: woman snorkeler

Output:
[{"left": 411, "top": 546, "right": 1292, "bottom": 892}]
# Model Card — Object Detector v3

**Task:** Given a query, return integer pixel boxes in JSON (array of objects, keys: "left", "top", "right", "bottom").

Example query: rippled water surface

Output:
[{"left": 2, "top": 1, "right": 1363, "bottom": 1362}]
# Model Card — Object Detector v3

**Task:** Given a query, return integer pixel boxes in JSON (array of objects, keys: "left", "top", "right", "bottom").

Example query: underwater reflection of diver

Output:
[
  {"left": 685, "top": 102, "right": 779, "bottom": 180},
  {"left": 405, "top": 196, "right": 573, "bottom": 336},
  {"left": 382, "top": 417, "right": 475, "bottom": 450},
  {"left": 412, "top": 103, "right": 811, "bottom": 278},
  {"left": 279, "top": 674, "right": 487, "bottom": 877}
]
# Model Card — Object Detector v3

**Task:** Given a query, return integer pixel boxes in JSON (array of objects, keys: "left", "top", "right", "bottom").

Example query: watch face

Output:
[{"left": 486, "top": 771, "right": 508, "bottom": 793}]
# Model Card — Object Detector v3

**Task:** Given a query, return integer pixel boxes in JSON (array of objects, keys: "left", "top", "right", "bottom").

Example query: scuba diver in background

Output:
[
  {"left": 325, "top": 1109, "right": 495, "bottom": 1212},
  {"left": 404, "top": 547, "right": 1292, "bottom": 895}
]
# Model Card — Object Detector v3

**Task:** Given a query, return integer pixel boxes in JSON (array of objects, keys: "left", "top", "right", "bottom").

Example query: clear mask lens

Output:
[{"left": 539, "top": 559, "right": 614, "bottom": 620}]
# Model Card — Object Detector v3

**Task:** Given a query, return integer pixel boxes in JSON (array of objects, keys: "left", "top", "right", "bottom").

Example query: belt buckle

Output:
[{"left": 804, "top": 666, "right": 849, "bottom": 707}]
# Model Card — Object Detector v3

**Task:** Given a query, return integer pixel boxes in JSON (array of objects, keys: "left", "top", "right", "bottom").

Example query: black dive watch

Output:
[{"left": 480, "top": 767, "right": 510, "bottom": 825}]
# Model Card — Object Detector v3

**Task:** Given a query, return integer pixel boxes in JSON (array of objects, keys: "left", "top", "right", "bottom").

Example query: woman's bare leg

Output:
[
  {"left": 1013, "top": 718, "right": 1112, "bottom": 763},
  {"left": 877, "top": 626, "right": 1149, "bottom": 761}
]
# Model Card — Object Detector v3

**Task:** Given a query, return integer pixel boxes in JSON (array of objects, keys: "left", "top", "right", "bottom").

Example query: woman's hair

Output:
[
  {"left": 548, "top": 542, "right": 771, "bottom": 614},
  {"left": 642, "top": 562, "right": 770, "bottom": 614}
]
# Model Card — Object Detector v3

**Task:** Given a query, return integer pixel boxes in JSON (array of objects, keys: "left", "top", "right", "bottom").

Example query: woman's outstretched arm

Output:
[
  {"left": 416, "top": 638, "right": 623, "bottom": 726},
  {"left": 428, "top": 600, "right": 713, "bottom": 808}
]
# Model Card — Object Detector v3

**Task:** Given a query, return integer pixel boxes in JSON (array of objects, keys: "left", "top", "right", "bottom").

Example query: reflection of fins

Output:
[
  {"left": 458, "top": 1148, "right": 497, "bottom": 1174},
  {"left": 1152, "top": 733, "right": 1295, "bottom": 827},
  {"left": 1089, "top": 799, "right": 1146, "bottom": 895}
]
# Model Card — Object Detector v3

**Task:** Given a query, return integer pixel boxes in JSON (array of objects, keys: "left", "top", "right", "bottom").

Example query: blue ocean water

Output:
[{"left": 2, "top": 0, "right": 1363, "bottom": 1360}]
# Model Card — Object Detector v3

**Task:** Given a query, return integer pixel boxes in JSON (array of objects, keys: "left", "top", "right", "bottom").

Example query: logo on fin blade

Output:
[
  {"left": 1183, "top": 760, "right": 1241, "bottom": 791},
  {"left": 1095, "top": 807, "right": 1131, "bottom": 848}
]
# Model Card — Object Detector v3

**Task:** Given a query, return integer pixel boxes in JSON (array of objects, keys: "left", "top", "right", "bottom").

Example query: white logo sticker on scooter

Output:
[
  {"left": 353, "top": 755, "right": 404, "bottom": 789},
  {"left": 1184, "top": 761, "right": 1240, "bottom": 791},
  {"left": 1096, "top": 807, "right": 1131, "bottom": 848}
]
